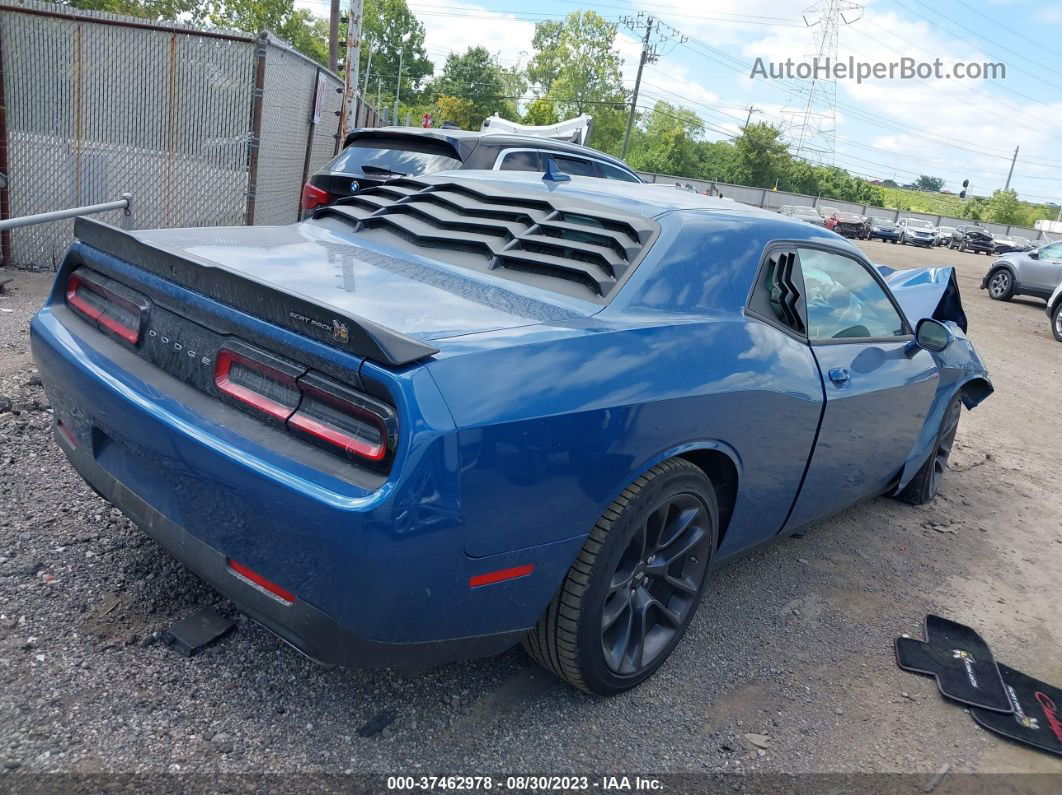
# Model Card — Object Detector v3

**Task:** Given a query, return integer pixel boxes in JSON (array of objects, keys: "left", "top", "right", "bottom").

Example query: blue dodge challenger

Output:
[{"left": 30, "top": 172, "right": 991, "bottom": 694}]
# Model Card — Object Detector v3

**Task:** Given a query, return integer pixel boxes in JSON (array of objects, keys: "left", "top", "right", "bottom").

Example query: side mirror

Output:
[
  {"left": 1028, "top": 250, "right": 1039, "bottom": 259},
  {"left": 915, "top": 318, "right": 952, "bottom": 352}
]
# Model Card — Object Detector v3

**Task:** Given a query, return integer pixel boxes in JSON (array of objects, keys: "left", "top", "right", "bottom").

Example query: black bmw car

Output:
[{"left": 302, "top": 127, "right": 642, "bottom": 212}]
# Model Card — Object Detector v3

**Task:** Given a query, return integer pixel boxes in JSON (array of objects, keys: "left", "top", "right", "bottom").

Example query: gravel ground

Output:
[{"left": 0, "top": 242, "right": 1060, "bottom": 783}]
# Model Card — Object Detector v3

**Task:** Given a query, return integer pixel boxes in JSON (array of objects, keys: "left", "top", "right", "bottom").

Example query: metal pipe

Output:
[{"left": 0, "top": 194, "right": 131, "bottom": 232}]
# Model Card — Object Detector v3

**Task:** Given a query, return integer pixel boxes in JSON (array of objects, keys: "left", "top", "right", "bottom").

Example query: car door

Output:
[
  {"left": 1024, "top": 242, "right": 1062, "bottom": 295},
  {"left": 783, "top": 246, "right": 940, "bottom": 531}
]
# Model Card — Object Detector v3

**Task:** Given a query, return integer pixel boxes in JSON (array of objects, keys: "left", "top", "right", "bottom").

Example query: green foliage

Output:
[
  {"left": 427, "top": 47, "right": 517, "bottom": 127},
  {"left": 527, "top": 11, "right": 627, "bottom": 154},
  {"left": 732, "top": 123, "right": 789, "bottom": 187},
  {"left": 985, "top": 189, "right": 1024, "bottom": 225},
  {"left": 66, "top": 0, "right": 208, "bottom": 23},
  {"left": 625, "top": 102, "right": 702, "bottom": 178},
  {"left": 523, "top": 98, "right": 559, "bottom": 126},
  {"left": 912, "top": 175, "right": 945, "bottom": 192},
  {"left": 361, "top": 0, "right": 433, "bottom": 103},
  {"left": 432, "top": 95, "right": 478, "bottom": 130}
]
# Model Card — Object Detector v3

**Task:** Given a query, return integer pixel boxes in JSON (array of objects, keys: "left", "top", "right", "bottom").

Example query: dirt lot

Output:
[{"left": 0, "top": 240, "right": 1060, "bottom": 784}]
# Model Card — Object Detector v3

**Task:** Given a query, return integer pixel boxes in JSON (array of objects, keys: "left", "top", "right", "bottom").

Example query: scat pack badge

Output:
[{"left": 332, "top": 319, "right": 349, "bottom": 344}]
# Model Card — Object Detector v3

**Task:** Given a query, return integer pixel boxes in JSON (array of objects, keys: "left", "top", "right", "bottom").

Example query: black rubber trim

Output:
[
  {"left": 73, "top": 217, "right": 440, "bottom": 367},
  {"left": 60, "top": 436, "right": 525, "bottom": 669}
]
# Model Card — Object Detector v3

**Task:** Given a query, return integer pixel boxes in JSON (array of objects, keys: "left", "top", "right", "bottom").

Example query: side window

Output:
[
  {"left": 600, "top": 163, "right": 640, "bottom": 182},
  {"left": 798, "top": 248, "right": 907, "bottom": 341},
  {"left": 749, "top": 249, "right": 806, "bottom": 336},
  {"left": 549, "top": 156, "right": 597, "bottom": 177},
  {"left": 499, "top": 150, "right": 541, "bottom": 172},
  {"left": 1039, "top": 242, "right": 1062, "bottom": 259}
]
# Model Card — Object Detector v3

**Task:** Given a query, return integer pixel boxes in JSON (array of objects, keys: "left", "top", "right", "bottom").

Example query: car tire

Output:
[
  {"left": 959, "top": 240, "right": 967, "bottom": 253},
  {"left": 1051, "top": 301, "right": 1062, "bottom": 343},
  {"left": 896, "top": 397, "right": 962, "bottom": 506},
  {"left": 987, "top": 269, "right": 1014, "bottom": 301},
  {"left": 523, "top": 458, "right": 718, "bottom": 695}
]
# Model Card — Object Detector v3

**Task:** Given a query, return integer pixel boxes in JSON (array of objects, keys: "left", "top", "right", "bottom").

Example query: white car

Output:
[{"left": 897, "top": 218, "right": 937, "bottom": 247}]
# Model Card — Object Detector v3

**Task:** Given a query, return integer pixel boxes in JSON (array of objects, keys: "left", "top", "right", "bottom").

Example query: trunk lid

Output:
[{"left": 76, "top": 217, "right": 589, "bottom": 366}]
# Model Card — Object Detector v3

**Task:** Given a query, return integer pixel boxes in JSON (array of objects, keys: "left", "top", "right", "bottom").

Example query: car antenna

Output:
[{"left": 542, "top": 158, "right": 571, "bottom": 183}]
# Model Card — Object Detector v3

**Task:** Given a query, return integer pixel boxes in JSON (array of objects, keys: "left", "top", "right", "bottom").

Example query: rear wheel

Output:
[
  {"left": 523, "top": 459, "right": 718, "bottom": 695},
  {"left": 1051, "top": 301, "right": 1062, "bottom": 342},
  {"left": 897, "top": 397, "right": 962, "bottom": 505},
  {"left": 987, "top": 269, "right": 1014, "bottom": 301}
]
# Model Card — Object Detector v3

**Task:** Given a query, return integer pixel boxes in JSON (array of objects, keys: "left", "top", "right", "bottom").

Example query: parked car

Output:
[
  {"left": 867, "top": 216, "right": 901, "bottom": 243},
  {"left": 950, "top": 224, "right": 996, "bottom": 254},
  {"left": 779, "top": 205, "right": 825, "bottom": 225},
  {"left": 897, "top": 217, "right": 937, "bottom": 247},
  {"left": 31, "top": 173, "right": 992, "bottom": 695},
  {"left": 981, "top": 240, "right": 1062, "bottom": 302},
  {"left": 992, "top": 235, "right": 1025, "bottom": 255},
  {"left": 935, "top": 226, "right": 957, "bottom": 246},
  {"left": 301, "top": 127, "right": 642, "bottom": 212},
  {"left": 1013, "top": 236, "right": 1034, "bottom": 252},
  {"left": 824, "top": 211, "right": 869, "bottom": 239},
  {"left": 1048, "top": 281, "right": 1062, "bottom": 342}
]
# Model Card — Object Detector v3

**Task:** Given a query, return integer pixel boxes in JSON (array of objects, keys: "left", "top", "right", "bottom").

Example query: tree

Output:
[
  {"left": 626, "top": 101, "right": 702, "bottom": 177},
  {"left": 523, "top": 98, "right": 559, "bottom": 126},
  {"left": 527, "top": 11, "right": 627, "bottom": 154},
  {"left": 432, "top": 95, "right": 478, "bottom": 130},
  {"left": 360, "top": 0, "right": 433, "bottom": 106},
  {"left": 985, "top": 189, "right": 1025, "bottom": 225},
  {"left": 912, "top": 175, "right": 945, "bottom": 192},
  {"left": 428, "top": 47, "right": 514, "bottom": 127},
  {"left": 732, "top": 123, "right": 789, "bottom": 188},
  {"left": 66, "top": 0, "right": 208, "bottom": 23}
]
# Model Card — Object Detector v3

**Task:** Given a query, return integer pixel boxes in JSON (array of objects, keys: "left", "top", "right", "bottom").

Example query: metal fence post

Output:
[
  {"left": 245, "top": 31, "right": 268, "bottom": 226},
  {"left": 300, "top": 67, "right": 321, "bottom": 215},
  {"left": 0, "top": 18, "right": 10, "bottom": 265}
]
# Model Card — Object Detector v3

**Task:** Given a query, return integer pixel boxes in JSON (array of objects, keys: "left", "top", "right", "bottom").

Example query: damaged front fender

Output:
[{"left": 877, "top": 265, "right": 968, "bottom": 333}]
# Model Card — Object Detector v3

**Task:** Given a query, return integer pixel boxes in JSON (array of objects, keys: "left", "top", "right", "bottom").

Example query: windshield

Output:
[
  {"left": 905, "top": 219, "right": 933, "bottom": 229},
  {"left": 996, "top": 236, "right": 1014, "bottom": 243},
  {"left": 327, "top": 140, "right": 462, "bottom": 178},
  {"left": 871, "top": 217, "right": 893, "bottom": 225},
  {"left": 794, "top": 207, "right": 818, "bottom": 216},
  {"left": 938, "top": 226, "right": 955, "bottom": 233}
]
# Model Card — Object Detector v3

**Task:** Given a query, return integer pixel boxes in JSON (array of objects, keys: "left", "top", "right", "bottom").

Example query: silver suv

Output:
[{"left": 981, "top": 240, "right": 1062, "bottom": 303}]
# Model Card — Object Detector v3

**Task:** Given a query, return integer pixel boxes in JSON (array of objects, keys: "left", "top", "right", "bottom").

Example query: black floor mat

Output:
[
  {"left": 895, "top": 614, "right": 1011, "bottom": 712},
  {"left": 972, "top": 664, "right": 1062, "bottom": 757}
]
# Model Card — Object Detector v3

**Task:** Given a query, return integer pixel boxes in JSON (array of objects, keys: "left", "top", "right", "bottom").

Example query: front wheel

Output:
[
  {"left": 896, "top": 397, "right": 962, "bottom": 505},
  {"left": 987, "top": 269, "right": 1014, "bottom": 301},
  {"left": 523, "top": 459, "right": 718, "bottom": 695},
  {"left": 1051, "top": 301, "right": 1062, "bottom": 342}
]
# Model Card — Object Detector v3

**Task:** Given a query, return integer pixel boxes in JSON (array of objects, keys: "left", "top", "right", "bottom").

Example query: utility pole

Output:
[
  {"left": 393, "top": 45, "right": 404, "bottom": 124},
  {"left": 337, "top": 0, "right": 363, "bottom": 142},
  {"left": 361, "top": 41, "right": 372, "bottom": 112},
  {"left": 619, "top": 15, "right": 685, "bottom": 160},
  {"left": 328, "top": 0, "right": 340, "bottom": 72},
  {"left": 621, "top": 16, "right": 654, "bottom": 160},
  {"left": 1003, "top": 145, "right": 1019, "bottom": 191},
  {"left": 742, "top": 105, "right": 759, "bottom": 131}
]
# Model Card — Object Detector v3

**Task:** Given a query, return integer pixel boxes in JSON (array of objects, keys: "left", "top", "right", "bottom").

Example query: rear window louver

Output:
[{"left": 315, "top": 178, "right": 659, "bottom": 300}]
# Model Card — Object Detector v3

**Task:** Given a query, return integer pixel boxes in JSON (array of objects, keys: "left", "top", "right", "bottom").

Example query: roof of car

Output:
[{"left": 349, "top": 126, "right": 635, "bottom": 169}]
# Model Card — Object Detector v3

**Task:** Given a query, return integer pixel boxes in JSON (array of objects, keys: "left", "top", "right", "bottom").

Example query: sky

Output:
[{"left": 296, "top": 0, "right": 1062, "bottom": 206}]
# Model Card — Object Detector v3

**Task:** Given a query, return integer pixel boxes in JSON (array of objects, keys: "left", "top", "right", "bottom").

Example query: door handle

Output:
[{"left": 828, "top": 367, "right": 849, "bottom": 384}]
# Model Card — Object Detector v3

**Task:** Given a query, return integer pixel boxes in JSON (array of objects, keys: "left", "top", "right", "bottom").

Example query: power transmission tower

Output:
[
  {"left": 780, "top": 0, "right": 862, "bottom": 164},
  {"left": 619, "top": 13, "right": 686, "bottom": 160}
]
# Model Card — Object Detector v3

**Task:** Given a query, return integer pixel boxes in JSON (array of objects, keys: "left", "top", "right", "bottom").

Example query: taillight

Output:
[
  {"left": 289, "top": 372, "right": 396, "bottom": 463},
  {"left": 301, "top": 182, "right": 331, "bottom": 211},
  {"left": 65, "top": 268, "right": 148, "bottom": 345},
  {"left": 212, "top": 341, "right": 397, "bottom": 467},
  {"left": 214, "top": 342, "right": 303, "bottom": 424}
]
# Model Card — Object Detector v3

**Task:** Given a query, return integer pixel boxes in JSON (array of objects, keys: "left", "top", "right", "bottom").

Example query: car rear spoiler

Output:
[
  {"left": 72, "top": 218, "right": 440, "bottom": 367},
  {"left": 876, "top": 265, "right": 968, "bottom": 333}
]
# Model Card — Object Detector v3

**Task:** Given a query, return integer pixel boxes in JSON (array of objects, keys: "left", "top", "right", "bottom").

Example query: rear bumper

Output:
[
  {"left": 61, "top": 441, "right": 523, "bottom": 668},
  {"left": 29, "top": 304, "right": 583, "bottom": 667}
]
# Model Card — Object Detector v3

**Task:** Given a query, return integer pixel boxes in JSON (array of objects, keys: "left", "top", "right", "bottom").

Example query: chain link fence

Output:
[{"left": 0, "top": 0, "right": 383, "bottom": 268}]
